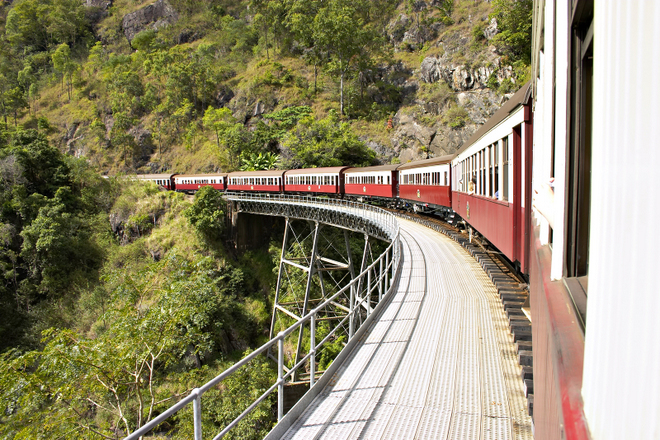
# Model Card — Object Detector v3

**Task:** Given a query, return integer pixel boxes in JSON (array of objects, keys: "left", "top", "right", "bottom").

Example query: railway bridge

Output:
[{"left": 126, "top": 195, "right": 532, "bottom": 440}]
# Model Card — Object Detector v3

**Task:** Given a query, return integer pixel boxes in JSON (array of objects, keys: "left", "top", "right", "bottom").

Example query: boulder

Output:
[
  {"left": 419, "top": 55, "right": 512, "bottom": 91},
  {"left": 215, "top": 86, "right": 235, "bottom": 108},
  {"left": 484, "top": 18, "right": 499, "bottom": 40},
  {"left": 128, "top": 126, "right": 154, "bottom": 162},
  {"left": 122, "top": 0, "right": 179, "bottom": 43}
]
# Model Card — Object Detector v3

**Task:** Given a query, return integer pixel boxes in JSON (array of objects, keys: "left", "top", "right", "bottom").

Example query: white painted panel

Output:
[
  {"left": 549, "top": 0, "right": 569, "bottom": 281},
  {"left": 582, "top": 2, "right": 660, "bottom": 440}
]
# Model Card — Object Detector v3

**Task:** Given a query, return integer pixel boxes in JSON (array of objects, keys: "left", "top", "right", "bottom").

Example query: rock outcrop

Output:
[
  {"left": 122, "top": 0, "right": 178, "bottom": 43},
  {"left": 419, "top": 55, "right": 513, "bottom": 91}
]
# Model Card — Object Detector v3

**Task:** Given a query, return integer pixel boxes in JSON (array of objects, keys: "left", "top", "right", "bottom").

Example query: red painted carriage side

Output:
[
  {"left": 344, "top": 164, "right": 400, "bottom": 199},
  {"left": 176, "top": 182, "right": 226, "bottom": 191},
  {"left": 399, "top": 185, "right": 451, "bottom": 207},
  {"left": 285, "top": 184, "right": 340, "bottom": 194},
  {"left": 284, "top": 166, "right": 348, "bottom": 195},
  {"left": 227, "top": 183, "right": 281, "bottom": 192},
  {"left": 227, "top": 170, "right": 285, "bottom": 193},
  {"left": 344, "top": 184, "right": 396, "bottom": 198},
  {"left": 452, "top": 192, "right": 515, "bottom": 261}
]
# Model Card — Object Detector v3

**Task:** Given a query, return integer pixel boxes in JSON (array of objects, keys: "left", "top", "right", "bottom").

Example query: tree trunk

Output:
[{"left": 340, "top": 70, "right": 344, "bottom": 115}]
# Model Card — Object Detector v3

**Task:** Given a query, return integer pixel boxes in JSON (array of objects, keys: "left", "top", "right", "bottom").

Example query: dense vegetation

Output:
[
  {"left": 0, "top": 0, "right": 531, "bottom": 174},
  {"left": 0, "top": 127, "right": 278, "bottom": 437},
  {"left": 0, "top": 0, "right": 532, "bottom": 437}
]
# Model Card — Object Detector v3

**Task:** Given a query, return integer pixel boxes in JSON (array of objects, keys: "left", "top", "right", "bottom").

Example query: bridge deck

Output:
[{"left": 281, "top": 219, "right": 533, "bottom": 439}]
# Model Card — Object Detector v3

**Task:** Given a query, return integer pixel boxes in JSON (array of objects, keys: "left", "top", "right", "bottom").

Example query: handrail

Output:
[
  {"left": 125, "top": 195, "right": 400, "bottom": 440},
  {"left": 224, "top": 192, "right": 399, "bottom": 242}
]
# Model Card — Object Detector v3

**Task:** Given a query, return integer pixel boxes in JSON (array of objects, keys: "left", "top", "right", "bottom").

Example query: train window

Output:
[
  {"left": 387, "top": 175, "right": 391, "bottom": 185},
  {"left": 482, "top": 150, "right": 487, "bottom": 195},
  {"left": 566, "top": 7, "right": 593, "bottom": 283},
  {"left": 502, "top": 137, "right": 509, "bottom": 201},
  {"left": 444, "top": 171, "right": 448, "bottom": 186}
]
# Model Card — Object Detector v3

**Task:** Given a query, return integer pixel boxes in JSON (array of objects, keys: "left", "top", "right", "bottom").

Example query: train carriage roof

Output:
[
  {"left": 344, "top": 164, "right": 401, "bottom": 174},
  {"left": 134, "top": 174, "right": 175, "bottom": 180},
  {"left": 285, "top": 166, "right": 349, "bottom": 175},
  {"left": 175, "top": 173, "right": 227, "bottom": 179},
  {"left": 227, "top": 170, "right": 286, "bottom": 177},
  {"left": 397, "top": 155, "right": 454, "bottom": 170},
  {"left": 454, "top": 81, "right": 532, "bottom": 156}
]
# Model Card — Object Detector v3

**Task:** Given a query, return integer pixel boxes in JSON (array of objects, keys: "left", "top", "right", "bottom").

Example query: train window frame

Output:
[{"left": 502, "top": 137, "right": 509, "bottom": 201}]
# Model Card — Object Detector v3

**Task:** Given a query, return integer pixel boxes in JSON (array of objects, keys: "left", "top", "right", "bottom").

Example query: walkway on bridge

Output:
[{"left": 280, "top": 219, "right": 533, "bottom": 440}]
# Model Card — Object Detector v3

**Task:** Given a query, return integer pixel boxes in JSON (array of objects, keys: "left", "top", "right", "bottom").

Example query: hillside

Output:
[
  {"left": 0, "top": 0, "right": 532, "bottom": 437},
  {"left": 0, "top": 0, "right": 531, "bottom": 174}
]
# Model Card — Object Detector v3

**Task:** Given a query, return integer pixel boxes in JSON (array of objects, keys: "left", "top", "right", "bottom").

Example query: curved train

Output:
[
  {"left": 136, "top": 82, "right": 532, "bottom": 274},
  {"left": 132, "top": 2, "right": 660, "bottom": 438}
]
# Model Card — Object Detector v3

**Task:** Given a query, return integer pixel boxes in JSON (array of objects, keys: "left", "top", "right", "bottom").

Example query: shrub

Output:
[{"left": 442, "top": 104, "right": 470, "bottom": 128}]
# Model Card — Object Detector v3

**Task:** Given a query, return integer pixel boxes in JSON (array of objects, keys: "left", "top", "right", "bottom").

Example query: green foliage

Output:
[
  {"left": 263, "top": 105, "right": 310, "bottom": 131},
  {"left": 0, "top": 128, "right": 115, "bottom": 349},
  {"left": 240, "top": 151, "right": 280, "bottom": 171},
  {"left": 435, "top": 0, "right": 455, "bottom": 25},
  {"left": 177, "top": 354, "right": 276, "bottom": 440},
  {"left": 442, "top": 104, "right": 470, "bottom": 128},
  {"left": 489, "top": 0, "right": 533, "bottom": 64},
  {"left": 0, "top": 253, "right": 260, "bottom": 438},
  {"left": 184, "top": 186, "right": 226, "bottom": 241},
  {"left": 5, "top": 0, "right": 90, "bottom": 53},
  {"left": 51, "top": 43, "right": 78, "bottom": 100},
  {"left": 281, "top": 110, "right": 377, "bottom": 168},
  {"left": 312, "top": 0, "right": 383, "bottom": 115}
]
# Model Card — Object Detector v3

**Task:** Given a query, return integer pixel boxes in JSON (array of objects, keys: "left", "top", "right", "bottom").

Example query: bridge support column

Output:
[{"left": 269, "top": 221, "right": 378, "bottom": 384}]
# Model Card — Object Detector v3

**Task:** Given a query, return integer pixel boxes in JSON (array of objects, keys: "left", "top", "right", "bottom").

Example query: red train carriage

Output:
[
  {"left": 398, "top": 156, "right": 453, "bottom": 209},
  {"left": 344, "top": 164, "right": 400, "bottom": 200},
  {"left": 174, "top": 173, "right": 227, "bottom": 193},
  {"left": 134, "top": 174, "right": 176, "bottom": 190},
  {"left": 283, "top": 167, "right": 348, "bottom": 195},
  {"left": 227, "top": 170, "right": 285, "bottom": 192},
  {"left": 451, "top": 83, "right": 532, "bottom": 273}
]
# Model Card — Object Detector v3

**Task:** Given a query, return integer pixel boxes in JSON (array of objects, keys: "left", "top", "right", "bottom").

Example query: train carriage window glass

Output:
[
  {"left": 494, "top": 143, "right": 499, "bottom": 198},
  {"left": 502, "top": 137, "right": 509, "bottom": 201},
  {"left": 388, "top": 175, "right": 391, "bottom": 185},
  {"left": 444, "top": 171, "right": 448, "bottom": 186},
  {"left": 566, "top": 9, "right": 593, "bottom": 283},
  {"left": 483, "top": 150, "right": 487, "bottom": 196}
]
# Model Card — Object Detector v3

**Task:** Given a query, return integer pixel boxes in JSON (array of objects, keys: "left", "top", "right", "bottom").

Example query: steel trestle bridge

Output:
[{"left": 125, "top": 194, "right": 531, "bottom": 440}]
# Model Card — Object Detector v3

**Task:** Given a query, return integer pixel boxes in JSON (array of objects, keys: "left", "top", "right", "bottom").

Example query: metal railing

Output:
[
  {"left": 224, "top": 192, "right": 399, "bottom": 242},
  {"left": 125, "top": 196, "right": 400, "bottom": 440}
]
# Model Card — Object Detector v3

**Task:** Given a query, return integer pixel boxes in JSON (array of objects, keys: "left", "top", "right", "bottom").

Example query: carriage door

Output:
[{"left": 513, "top": 125, "right": 523, "bottom": 270}]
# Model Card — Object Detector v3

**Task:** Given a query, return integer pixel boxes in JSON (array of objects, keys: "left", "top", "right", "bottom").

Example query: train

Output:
[
  {"left": 135, "top": 83, "right": 532, "bottom": 274},
  {"left": 134, "top": 3, "right": 660, "bottom": 437}
]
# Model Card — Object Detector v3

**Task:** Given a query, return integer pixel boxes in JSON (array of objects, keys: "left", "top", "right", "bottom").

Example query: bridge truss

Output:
[{"left": 125, "top": 193, "right": 401, "bottom": 440}]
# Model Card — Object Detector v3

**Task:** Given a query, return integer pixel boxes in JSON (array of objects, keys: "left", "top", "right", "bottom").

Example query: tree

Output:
[
  {"left": 0, "top": 254, "right": 243, "bottom": 438},
  {"left": 203, "top": 106, "right": 235, "bottom": 148},
  {"left": 19, "top": 193, "right": 101, "bottom": 300},
  {"left": 489, "top": 0, "right": 533, "bottom": 64},
  {"left": 280, "top": 111, "right": 376, "bottom": 168},
  {"left": 185, "top": 186, "right": 225, "bottom": 241},
  {"left": 51, "top": 43, "right": 78, "bottom": 100},
  {"left": 239, "top": 151, "right": 280, "bottom": 171},
  {"left": 313, "top": 0, "right": 380, "bottom": 115}
]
